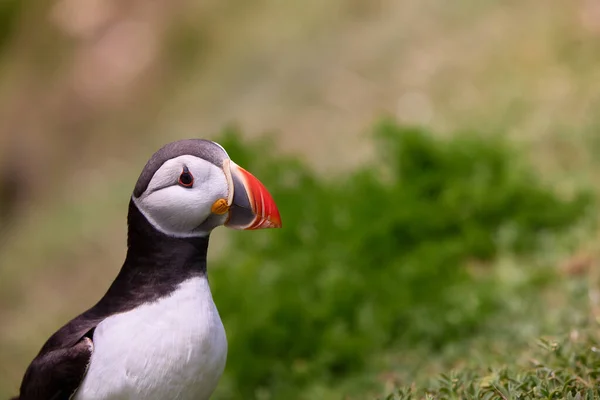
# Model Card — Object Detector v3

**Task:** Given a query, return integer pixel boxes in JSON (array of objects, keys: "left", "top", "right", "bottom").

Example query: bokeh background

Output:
[{"left": 1, "top": 1, "right": 600, "bottom": 398}]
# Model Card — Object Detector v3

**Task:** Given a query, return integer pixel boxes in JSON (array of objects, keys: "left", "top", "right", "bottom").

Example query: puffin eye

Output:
[{"left": 178, "top": 167, "right": 194, "bottom": 188}]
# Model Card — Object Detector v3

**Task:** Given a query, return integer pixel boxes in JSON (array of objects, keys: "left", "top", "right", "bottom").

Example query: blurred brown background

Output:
[{"left": 1, "top": 0, "right": 600, "bottom": 398}]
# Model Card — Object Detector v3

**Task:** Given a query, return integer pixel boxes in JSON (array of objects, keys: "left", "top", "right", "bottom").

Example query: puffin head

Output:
[{"left": 131, "top": 139, "right": 282, "bottom": 237}]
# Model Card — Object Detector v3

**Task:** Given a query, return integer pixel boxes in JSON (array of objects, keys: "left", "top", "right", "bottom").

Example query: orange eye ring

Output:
[{"left": 178, "top": 167, "right": 194, "bottom": 188}]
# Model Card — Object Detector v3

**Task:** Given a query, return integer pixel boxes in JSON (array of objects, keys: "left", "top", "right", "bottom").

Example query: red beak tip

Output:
[
  {"left": 252, "top": 215, "right": 282, "bottom": 230},
  {"left": 268, "top": 219, "right": 282, "bottom": 229},
  {"left": 233, "top": 164, "right": 283, "bottom": 230}
]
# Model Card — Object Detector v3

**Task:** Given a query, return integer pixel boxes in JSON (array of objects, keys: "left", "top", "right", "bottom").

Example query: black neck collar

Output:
[
  {"left": 96, "top": 200, "right": 210, "bottom": 310},
  {"left": 125, "top": 199, "right": 210, "bottom": 272}
]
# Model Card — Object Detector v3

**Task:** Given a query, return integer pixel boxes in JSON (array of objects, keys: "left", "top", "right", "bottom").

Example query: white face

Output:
[{"left": 133, "top": 155, "right": 230, "bottom": 237}]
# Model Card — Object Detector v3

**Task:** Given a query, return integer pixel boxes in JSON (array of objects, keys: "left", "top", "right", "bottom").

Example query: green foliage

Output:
[
  {"left": 385, "top": 332, "right": 600, "bottom": 399},
  {"left": 210, "top": 121, "right": 593, "bottom": 398},
  {"left": 0, "top": 0, "right": 20, "bottom": 54}
]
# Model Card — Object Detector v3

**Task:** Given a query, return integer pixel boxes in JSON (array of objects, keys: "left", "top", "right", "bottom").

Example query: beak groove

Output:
[{"left": 225, "top": 162, "right": 282, "bottom": 230}]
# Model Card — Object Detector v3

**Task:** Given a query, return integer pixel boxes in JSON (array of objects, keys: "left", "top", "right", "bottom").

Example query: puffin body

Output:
[
  {"left": 73, "top": 276, "right": 226, "bottom": 400},
  {"left": 13, "top": 140, "right": 281, "bottom": 400}
]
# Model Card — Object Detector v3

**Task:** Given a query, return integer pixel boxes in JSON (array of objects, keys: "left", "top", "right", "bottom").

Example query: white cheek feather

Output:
[{"left": 133, "top": 156, "right": 229, "bottom": 237}]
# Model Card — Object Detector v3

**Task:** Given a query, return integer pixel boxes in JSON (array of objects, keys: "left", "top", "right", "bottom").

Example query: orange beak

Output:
[{"left": 225, "top": 162, "right": 282, "bottom": 230}]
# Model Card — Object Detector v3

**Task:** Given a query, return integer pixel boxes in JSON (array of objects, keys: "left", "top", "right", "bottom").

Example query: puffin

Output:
[{"left": 12, "top": 139, "right": 282, "bottom": 400}]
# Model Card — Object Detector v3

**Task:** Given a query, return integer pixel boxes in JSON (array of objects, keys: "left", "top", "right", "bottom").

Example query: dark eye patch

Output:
[{"left": 178, "top": 167, "right": 194, "bottom": 188}]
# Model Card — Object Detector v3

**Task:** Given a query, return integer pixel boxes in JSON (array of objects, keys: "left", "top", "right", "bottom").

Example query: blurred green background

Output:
[{"left": 1, "top": 1, "right": 600, "bottom": 399}]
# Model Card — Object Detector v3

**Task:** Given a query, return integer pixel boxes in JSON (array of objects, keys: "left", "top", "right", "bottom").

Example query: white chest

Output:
[{"left": 73, "top": 277, "right": 228, "bottom": 400}]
